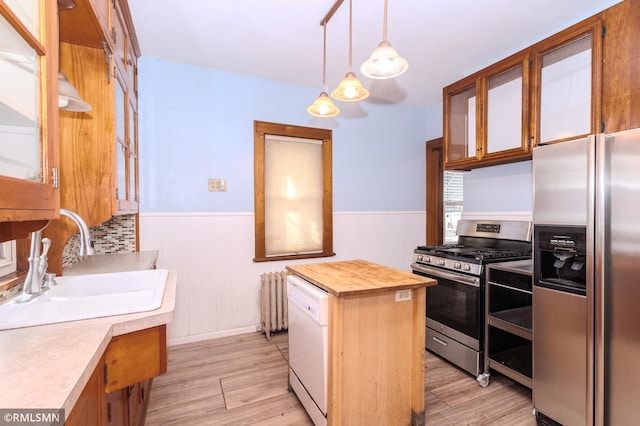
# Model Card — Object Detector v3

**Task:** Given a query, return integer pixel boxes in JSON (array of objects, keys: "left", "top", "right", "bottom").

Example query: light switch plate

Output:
[{"left": 208, "top": 178, "right": 227, "bottom": 192}]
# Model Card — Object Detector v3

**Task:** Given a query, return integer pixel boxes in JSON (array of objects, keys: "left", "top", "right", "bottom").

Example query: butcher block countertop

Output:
[{"left": 286, "top": 259, "right": 436, "bottom": 297}]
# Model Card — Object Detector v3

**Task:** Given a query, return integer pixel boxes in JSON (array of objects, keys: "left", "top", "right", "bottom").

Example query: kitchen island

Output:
[{"left": 287, "top": 259, "right": 436, "bottom": 426}]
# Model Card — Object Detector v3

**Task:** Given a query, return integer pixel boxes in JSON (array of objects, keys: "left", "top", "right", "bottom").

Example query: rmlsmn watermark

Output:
[{"left": 0, "top": 409, "right": 64, "bottom": 426}]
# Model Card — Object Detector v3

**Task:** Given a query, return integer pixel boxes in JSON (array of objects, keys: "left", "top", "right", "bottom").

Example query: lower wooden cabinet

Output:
[
  {"left": 104, "top": 388, "right": 127, "bottom": 426},
  {"left": 66, "top": 356, "right": 103, "bottom": 426},
  {"left": 66, "top": 326, "right": 167, "bottom": 425}
]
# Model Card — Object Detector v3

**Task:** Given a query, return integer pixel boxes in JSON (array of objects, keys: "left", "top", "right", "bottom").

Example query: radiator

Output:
[{"left": 260, "top": 271, "right": 289, "bottom": 340}]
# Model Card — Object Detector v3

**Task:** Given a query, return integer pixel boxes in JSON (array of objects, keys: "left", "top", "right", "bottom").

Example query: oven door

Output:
[{"left": 412, "top": 263, "right": 482, "bottom": 350}]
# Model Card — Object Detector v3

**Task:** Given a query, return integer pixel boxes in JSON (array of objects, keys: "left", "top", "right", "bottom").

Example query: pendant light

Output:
[
  {"left": 58, "top": 71, "right": 92, "bottom": 111},
  {"left": 360, "top": 0, "right": 408, "bottom": 79},
  {"left": 331, "top": 0, "right": 369, "bottom": 102},
  {"left": 57, "top": 1, "right": 92, "bottom": 111},
  {"left": 307, "top": 23, "right": 340, "bottom": 117}
]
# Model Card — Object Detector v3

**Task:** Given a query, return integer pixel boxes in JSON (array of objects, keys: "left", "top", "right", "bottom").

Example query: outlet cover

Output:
[{"left": 208, "top": 178, "right": 227, "bottom": 192}]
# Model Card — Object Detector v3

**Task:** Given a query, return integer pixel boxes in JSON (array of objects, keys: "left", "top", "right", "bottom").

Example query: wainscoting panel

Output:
[{"left": 139, "top": 211, "right": 425, "bottom": 345}]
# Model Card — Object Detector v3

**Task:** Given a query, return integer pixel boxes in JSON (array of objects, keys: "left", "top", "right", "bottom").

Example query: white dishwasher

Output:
[{"left": 287, "top": 275, "right": 329, "bottom": 426}]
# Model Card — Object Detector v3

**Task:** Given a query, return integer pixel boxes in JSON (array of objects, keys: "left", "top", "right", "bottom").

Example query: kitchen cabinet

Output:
[
  {"left": 444, "top": 17, "right": 602, "bottom": 170},
  {"left": 482, "top": 259, "right": 533, "bottom": 389},
  {"left": 531, "top": 20, "right": 603, "bottom": 145},
  {"left": 66, "top": 355, "right": 104, "bottom": 426},
  {"left": 42, "top": 0, "right": 140, "bottom": 274},
  {"left": 67, "top": 325, "right": 167, "bottom": 426},
  {"left": 287, "top": 260, "right": 436, "bottom": 426},
  {"left": 444, "top": 55, "right": 531, "bottom": 170},
  {"left": 104, "top": 326, "right": 167, "bottom": 393},
  {"left": 0, "top": 0, "right": 59, "bottom": 238}
]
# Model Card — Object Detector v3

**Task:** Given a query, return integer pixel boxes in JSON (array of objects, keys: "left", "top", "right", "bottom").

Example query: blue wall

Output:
[
  {"left": 137, "top": 57, "right": 429, "bottom": 213},
  {"left": 463, "top": 161, "right": 533, "bottom": 212}
]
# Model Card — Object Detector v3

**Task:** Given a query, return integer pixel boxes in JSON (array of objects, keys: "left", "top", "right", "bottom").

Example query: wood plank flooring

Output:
[{"left": 146, "top": 332, "right": 536, "bottom": 425}]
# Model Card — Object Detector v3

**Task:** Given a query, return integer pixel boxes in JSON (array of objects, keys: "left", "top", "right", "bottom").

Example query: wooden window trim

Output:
[{"left": 253, "top": 120, "right": 334, "bottom": 262}]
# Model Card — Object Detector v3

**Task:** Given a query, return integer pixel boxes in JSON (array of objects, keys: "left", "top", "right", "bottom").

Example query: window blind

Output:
[{"left": 264, "top": 135, "right": 324, "bottom": 257}]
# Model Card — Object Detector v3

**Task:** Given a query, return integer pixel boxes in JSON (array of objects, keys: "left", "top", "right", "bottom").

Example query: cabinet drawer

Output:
[{"left": 104, "top": 325, "right": 167, "bottom": 393}]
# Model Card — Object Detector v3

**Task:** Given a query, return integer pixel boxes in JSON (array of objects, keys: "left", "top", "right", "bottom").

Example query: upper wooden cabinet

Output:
[
  {"left": 444, "top": 18, "right": 603, "bottom": 170},
  {"left": 39, "top": 0, "right": 140, "bottom": 273},
  {"left": 444, "top": 54, "right": 531, "bottom": 169},
  {"left": 531, "top": 21, "right": 603, "bottom": 145},
  {"left": 0, "top": 1, "right": 59, "bottom": 233}
]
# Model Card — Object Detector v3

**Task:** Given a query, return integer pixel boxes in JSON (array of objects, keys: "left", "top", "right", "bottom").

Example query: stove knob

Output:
[
  {"left": 463, "top": 264, "right": 471, "bottom": 271},
  {"left": 454, "top": 262, "right": 461, "bottom": 269},
  {"left": 438, "top": 259, "right": 445, "bottom": 266},
  {"left": 424, "top": 256, "right": 431, "bottom": 263},
  {"left": 416, "top": 255, "right": 423, "bottom": 262}
]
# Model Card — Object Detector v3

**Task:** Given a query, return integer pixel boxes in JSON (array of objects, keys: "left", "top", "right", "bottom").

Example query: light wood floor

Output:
[{"left": 146, "top": 332, "right": 536, "bottom": 425}]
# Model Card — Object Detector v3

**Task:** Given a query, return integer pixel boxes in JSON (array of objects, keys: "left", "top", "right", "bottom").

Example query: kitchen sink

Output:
[{"left": 0, "top": 269, "right": 169, "bottom": 331}]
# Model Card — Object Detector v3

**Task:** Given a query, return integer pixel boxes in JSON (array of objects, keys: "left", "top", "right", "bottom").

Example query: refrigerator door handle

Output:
[{"left": 594, "top": 133, "right": 606, "bottom": 426}]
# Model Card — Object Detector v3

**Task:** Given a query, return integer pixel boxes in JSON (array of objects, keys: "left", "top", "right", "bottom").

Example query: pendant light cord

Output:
[
  {"left": 383, "top": 0, "right": 388, "bottom": 41},
  {"left": 322, "top": 23, "right": 328, "bottom": 91},
  {"left": 348, "top": 0, "right": 353, "bottom": 71}
]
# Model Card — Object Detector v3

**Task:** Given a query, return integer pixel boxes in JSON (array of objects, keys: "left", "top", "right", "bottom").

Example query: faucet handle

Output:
[
  {"left": 41, "top": 238, "right": 51, "bottom": 259},
  {"left": 39, "top": 238, "right": 51, "bottom": 275}
]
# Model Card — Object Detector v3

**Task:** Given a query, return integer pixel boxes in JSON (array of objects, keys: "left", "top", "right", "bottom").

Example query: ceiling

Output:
[{"left": 128, "top": 0, "right": 621, "bottom": 108}]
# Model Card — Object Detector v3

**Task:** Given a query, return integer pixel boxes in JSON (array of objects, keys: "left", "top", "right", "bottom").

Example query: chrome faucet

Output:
[
  {"left": 16, "top": 226, "right": 53, "bottom": 302},
  {"left": 60, "top": 208, "right": 95, "bottom": 256}
]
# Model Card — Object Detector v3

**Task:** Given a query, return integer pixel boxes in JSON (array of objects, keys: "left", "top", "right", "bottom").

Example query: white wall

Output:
[{"left": 140, "top": 211, "right": 424, "bottom": 345}]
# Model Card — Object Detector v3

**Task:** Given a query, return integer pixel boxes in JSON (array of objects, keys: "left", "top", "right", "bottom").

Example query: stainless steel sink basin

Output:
[{"left": 0, "top": 269, "right": 169, "bottom": 330}]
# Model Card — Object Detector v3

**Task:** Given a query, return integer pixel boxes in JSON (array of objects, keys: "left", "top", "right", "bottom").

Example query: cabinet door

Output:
[
  {"left": 0, "top": 1, "right": 58, "bottom": 223},
  {"left": 485, "top": 57, "right": 530, "bottom": 159},
  {"left": 115, "top": 74, "right": 128, "bottom": 209},
  {"left": 66, "top": 357, "right": 103, "bottom": 426},
  {"left": 444, "top": 81, "right": 479, "bottom": 166},
  {"left": 104, "top": 389, "right": 128, "bottom": 426},
  {"left": 128, "top": 97, "right": 138, "bottom": 209},
  {"left": 114, "top": 70, "right": 138, "bottom": 214},
  {"left": 104, "top": 325, "right": 167, "bottom": 393},
  {"left": 533, "top": 21, "right": 602, "bottom": 145}
]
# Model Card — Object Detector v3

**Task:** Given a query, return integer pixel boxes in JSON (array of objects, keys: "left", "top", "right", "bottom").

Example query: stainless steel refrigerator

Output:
[{"left": 532, "top": 128, "right": 640, "bottom": 426}]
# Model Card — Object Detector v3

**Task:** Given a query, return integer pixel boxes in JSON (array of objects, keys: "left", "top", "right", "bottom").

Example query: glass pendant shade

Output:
[
  {"left": 307, "top": 91, "right": 340, "bottom": 117},
  {"left": 58, "top": 71, "right": 92, "bottom": 111},
  {"left": 331, "top": 0, "right": 369, "bottom": 102},
  {"left": 360, "top": 40, "right": 408, "bottom": 79},
  {"left": 331, "top": 71, "right": 370, "bottom": 102}
]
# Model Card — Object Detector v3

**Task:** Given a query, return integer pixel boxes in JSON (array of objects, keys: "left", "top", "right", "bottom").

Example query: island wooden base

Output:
[{"left": 328, "top": 287, "right": 426, "bottom": 426}]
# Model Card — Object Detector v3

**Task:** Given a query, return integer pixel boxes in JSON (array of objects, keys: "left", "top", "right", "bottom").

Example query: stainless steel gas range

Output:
[{"left": 411, "top": 220, "right": 532, "bottom": 380}]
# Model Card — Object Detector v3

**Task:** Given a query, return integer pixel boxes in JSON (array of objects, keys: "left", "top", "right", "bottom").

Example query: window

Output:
[
  {"left": 426, "top": 138, "right": 464, "bottom": 245},
  {"left": 443, "top": 171, "right": 464, "bottom": 243},
  {"left": 253, "top": 121, "right": 334, "bottom": 262},
  {"left": 0, "top": 240, "right": 17, "bottom": 278}
]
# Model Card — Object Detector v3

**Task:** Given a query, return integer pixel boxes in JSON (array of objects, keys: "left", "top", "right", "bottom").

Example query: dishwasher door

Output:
[{"left": 287, "top": 275, "right": 329, "bottom": 423}]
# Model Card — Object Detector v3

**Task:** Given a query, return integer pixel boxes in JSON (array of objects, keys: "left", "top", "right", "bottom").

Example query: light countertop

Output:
[
  {"left": 63, "top": 250, "right": 159, "bottom": 275},
  {"left": 287, "top": 259, "right": 436, "bottom": 297},
  {"left": 0, "top": 250, "right": 175, "bottom": 418}
]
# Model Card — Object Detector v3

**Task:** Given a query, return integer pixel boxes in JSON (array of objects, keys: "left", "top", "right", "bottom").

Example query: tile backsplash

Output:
[{"left": 63, "top": 214, "right": 137, "bottom": 269}]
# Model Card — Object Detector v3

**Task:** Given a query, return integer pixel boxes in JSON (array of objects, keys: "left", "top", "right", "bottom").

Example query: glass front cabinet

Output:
[
  {"left": 444, "top": 19, "right": 602, "bottom": 170},
  {"left": 0, "top": 1, "right": 59, "bottom": 229},
  {"left": 444, "top": 55, "right": 531, "bottom": 170}
]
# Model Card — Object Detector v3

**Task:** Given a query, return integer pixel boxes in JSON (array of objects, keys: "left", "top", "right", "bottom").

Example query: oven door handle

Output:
[{"left": 411, "top": 263, "right": 480, "bottom": 288}]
